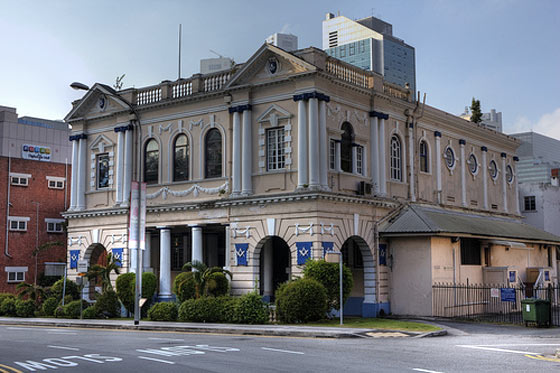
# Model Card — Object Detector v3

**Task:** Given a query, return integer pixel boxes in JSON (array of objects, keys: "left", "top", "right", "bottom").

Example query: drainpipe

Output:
[{"left": 4, "top": 154, "right": 12, "bottom": 258}]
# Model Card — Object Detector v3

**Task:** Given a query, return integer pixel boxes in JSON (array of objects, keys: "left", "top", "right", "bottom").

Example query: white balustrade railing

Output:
[
  {"left": 203, "top": 72, "right": 231, "bottom": 92},
  {"left": 172, "top": 80, "right": 193, "bottom": 98},
  {"left": 136, "top": 87, "right": 162, "bottom": 105}
]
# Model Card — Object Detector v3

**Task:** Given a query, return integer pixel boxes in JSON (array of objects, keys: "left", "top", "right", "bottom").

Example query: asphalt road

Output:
[{"left": 0, "top": 321, "right": 559, "bottom": 372}]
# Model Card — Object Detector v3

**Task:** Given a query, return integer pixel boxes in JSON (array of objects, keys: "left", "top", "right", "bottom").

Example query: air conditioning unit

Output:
[{"left": 357, "top": 181, "right": 373, "bottom": 196}]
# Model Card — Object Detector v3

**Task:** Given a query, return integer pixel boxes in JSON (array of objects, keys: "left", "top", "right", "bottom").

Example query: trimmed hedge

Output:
[
  {"left": 275, "top": 278, "right": 328, "bottom": 323},
  {"left": 173, "top": 272, "right": 196, "bottom": 302},
  {"left": 179, "top": 297, "right": 223, "bottom": 323},
  {"left": 54, "top": 306, "right": 65, "bottom": 318},
  {"left": 41, "top": 297, "right": 59, "bottom": 317},
  {"left": 94, "top": 290, "right": 120, "bottom": 318},
  {"left": 178, "top": 293, "right": 268, "bottom": 324},
  {"left": 63, "top": 300, "right": 88, "bottom": 319},
  {"left": 50, "top": 279, "right": 80, "bottom": 302},
  {"left": 236, "top": 292, "right": 268, "bottom": 324},
  {"left": 116, "top": 273, "right": 135, "bottom": 314},
  {"left": 206, "top": 272, "right": 229, "bottom": 297},
  {"left": 15, "top": 299, "right": 36, "bottom": 318},
  {"left": 148, "top": 302, "right": 178, "bottom": 321},
  {"left": 82, "top": 306, "right": 98, "bottom": 319},
  {"left": 0, "top": 297, "right": 17, "bottom": 316},
  {"left": 303, "top": 259, "right": 353, "bottom": 310}
]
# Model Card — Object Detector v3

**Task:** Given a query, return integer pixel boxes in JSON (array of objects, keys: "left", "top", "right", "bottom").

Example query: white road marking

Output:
[
  {"left": 138, "top": 356, "right": 175, "bottom": 364},
  {"left": 6, "top": 327, "right": 33, "bottom": 330},
  {"left": 412, "top": 369, "right": 444, "bottom": 373},
  {"left": 457, "top": 345, "right": 541, "bottom": 355},
  {"left": 469, "top": 343, "right": 560, "bottom": 347},
  {"left": 48, "top": 345, "right": 80, "bottom": 351},
  {"left": 148, "top": 337, "right": 185, "bottom": 342},
  {"left": 261, "top": 347, "right": 304, "bottom": 355},
  {"left": 48, "top": 332, "right": 77, "bottom": 335}
]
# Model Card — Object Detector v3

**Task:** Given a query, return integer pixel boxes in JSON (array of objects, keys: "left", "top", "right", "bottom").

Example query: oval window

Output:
[
  {"left": 506, "top": 165, "right": 514, "bottom": 183},
  {"left": 468, "top": 154, "right": 477, "bottom": 174},
  {"left": 489, "top": 160, "right": 498, "bottom": 179},
  {"left": 444, "top": 147, "right": 455, "bottom": 168}
]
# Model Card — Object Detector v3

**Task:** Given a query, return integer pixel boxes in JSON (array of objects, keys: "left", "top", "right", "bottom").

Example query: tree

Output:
[
  {"left": 86, "top": 252, "right": 121, "bottom": 293},
  {"left": 470, "top": 98, "right": 482, "bottom": 124},
  {"left": 181, "top": 260, "right": 232, "bottom": 298},
  {"left": 16, "top": 282, "right": 47, "bottom": 306}
]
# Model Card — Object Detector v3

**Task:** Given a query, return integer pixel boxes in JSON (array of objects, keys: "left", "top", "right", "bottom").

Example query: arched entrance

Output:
[
  {"left": 256, "top": 236, "right": 291, "bottom": 302},
  {"left": 340, "top": 236, "right": 376, "bottom": 317},
  {"left": 84, "top": 243, "right": 108, "bottom": 300}
]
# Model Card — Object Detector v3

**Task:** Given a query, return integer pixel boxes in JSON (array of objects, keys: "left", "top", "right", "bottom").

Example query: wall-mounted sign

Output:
[
  {"left": 22, "top": 144, "right": 51, "bottom": 162},
  {"left": 500, "top": 288, "right": 516, "bottom": 302}
]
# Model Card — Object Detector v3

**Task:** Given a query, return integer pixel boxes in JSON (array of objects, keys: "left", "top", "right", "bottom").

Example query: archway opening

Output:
[
  {"left": 257, "top": 236, "right": 291, "bottom": 302},
  {"left": 86, "top": 243, "right": 108, "bottom": 300},
  {"left": 340, "top": 236, "right": 373, "bottom": 316}
]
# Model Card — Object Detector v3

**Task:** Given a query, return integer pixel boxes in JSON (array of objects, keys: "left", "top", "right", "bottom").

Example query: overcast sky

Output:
[{"left": 1, "top": 0, "right": 559, "bottom": 138}]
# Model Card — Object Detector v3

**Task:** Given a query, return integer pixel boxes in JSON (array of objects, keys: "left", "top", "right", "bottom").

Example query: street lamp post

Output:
[{"left": 70, "top": 82, "right": 143, "bottom": 325}]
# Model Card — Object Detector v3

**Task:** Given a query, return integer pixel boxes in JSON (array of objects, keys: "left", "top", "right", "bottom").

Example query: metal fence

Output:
[{"left": 432, "top": 282, "right": 560, "bottom": 326}]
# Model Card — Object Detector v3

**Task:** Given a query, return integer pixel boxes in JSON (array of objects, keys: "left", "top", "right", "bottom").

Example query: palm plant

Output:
[
  {"left": 16, "top": 282, "right": 46, "bottom": 306},
  {"left": 181, "top": 260, "right": 232, "bottom": 298},
  {"left": 86, "top": 252, "right": 121, "bottom": 293}
]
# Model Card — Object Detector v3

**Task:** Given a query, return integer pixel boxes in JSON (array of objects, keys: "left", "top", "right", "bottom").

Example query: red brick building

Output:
[{"left": 0, "top": 106, "right": 71, "bottom": 293}]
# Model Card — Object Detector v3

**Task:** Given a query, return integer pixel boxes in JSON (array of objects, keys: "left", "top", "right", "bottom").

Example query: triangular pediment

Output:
[
  {"left": 89, "top": 133, "right": 115, "bottom": 153},
  {"left": 257, "top": 104, "right": 292, "bottom": 123},
  {"left": 64, "top": 83, "right": 132, "bottom": 123},
  {"left": 225, "top": 43, "right": 317, "bottom": 88}
]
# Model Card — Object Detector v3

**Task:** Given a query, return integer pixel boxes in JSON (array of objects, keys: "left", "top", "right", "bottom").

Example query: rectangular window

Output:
[
  {"left": 460, "top": 238, "right": 481, "bottom": 265},
  {"left": 356, "top": 146, "right": 364, "bottom": 175},
  {"left": 9, "top": 218, "right": 28, "bottom": 232},
  {"left": 266, "top": 127, "right": 285, "bottom": 171},
  {"left": 349, "top": 43, "right": 355, "bottom": 56},
  {"left": 46, "top": 221, "right": 64, "bottom": 233},
  {"left": 524, "top": 196, "right": 536, "bottom": 211},
  {"left": 47, "top": 177, "right": 65, "bottom": 190},
  {"left": 11, "top": 176, "right": 29, "bottom": 186},
  {"left": 171, "top": 234, "right": 184, "bottom": 271},
  {"left": 97, "top": 153, "right": 110, "bottom": 189},
  {"left": 329, "top": 140, "right": 336, "bottom": 170}
]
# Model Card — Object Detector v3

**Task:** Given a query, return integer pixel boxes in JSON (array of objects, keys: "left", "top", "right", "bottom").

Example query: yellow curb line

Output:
[
  {"left": 0, "top": 363, "right": 24, "bottom": 373},
  {"left": 525, "top": 354, "right": 560, "bottom": 362}
]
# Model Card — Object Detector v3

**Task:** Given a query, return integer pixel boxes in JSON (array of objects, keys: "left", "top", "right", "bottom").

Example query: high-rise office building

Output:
[
  {"left": 460, "top": 107, "right": 503, "bottom": 132},
  {"left": 266, "top": 33, "right": 298, "bottom": 52},
  {"left": 322, "top": 13, "right": 416, "bottom": 94}
]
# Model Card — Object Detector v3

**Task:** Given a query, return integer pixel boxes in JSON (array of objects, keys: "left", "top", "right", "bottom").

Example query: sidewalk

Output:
[{"left": 0, "top": 317, "right": 446, "bottom": 339}]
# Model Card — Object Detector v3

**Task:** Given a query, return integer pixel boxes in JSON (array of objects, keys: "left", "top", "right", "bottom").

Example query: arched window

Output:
[
  {"left": 205, "top": 128, "right": 222, "bottom": 178},
  {"left": 419, "top": 140, "right": 429, "bottom": 173},
  {"left": 144, "top": 139, "right": 159, "bottom": 184},
  {"left": 390, "top": 135, "right": 402, "bottom": 181},
  {"left": 340, "top": 122, "right": 354, "bottom": 173},
  {"left": 173, "top": 134, "right": 189, "bottom": 181}
]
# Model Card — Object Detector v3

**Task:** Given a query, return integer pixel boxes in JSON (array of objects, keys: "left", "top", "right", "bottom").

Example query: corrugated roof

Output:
[{"left": 381, "top": 205, "right": 560, "bottom": 244}]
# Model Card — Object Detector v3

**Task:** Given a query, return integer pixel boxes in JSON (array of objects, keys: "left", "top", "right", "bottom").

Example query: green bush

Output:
[
  {"left": 173, "top": 272, "right": 196, "bottom": 302},
  {"left": 148, "top": 302, "right": 178, "bottom": 321},
  {"left": 41, "top": 297, "right": 59, "bottom": 316},
  {"left": 37, "top": 273, "right": 61, "bottom": 287},
  {"left": 63, "top": 300, "right": 88, "bottom": 319},
  {"left": 54, "top": 306, "right": 65, "bottom": 318},
  {"left": 116, "top": 273, "right": 135, "bottom": 314},
  {"left": 50, "top": 279, "right": 80, "bottom": 302},
  {"left": 142, "top": 272, "right": 157, "bottom": 315},
  {"left": 15, "top": 299, "right": 36, "bottom": 317},
  {"left": 93, "top": 290, "right": 120, "bottom": 318},
  {"left": 82, "top": 306, "right": 98, "bottom": 319},
  {"left": 236, "top": 292, "right": 268, "bottom": 324},
  {"left": 0, "top": 294, "right": 16, "bottom": 316},
  {"left": 178, "top": 297, "right": 223, "bottom": 323},
  {"left": 303, "top": 259, "right": 353, "bottom": 310},
  {"left": 275, "top": 278, "right": 328, "bottom": 323},
  {"left": 0, "top": 297, "right": 17, "bottom": 316},
  {"left": 206, "top": 272, "right": 229, "bottom": 297}
]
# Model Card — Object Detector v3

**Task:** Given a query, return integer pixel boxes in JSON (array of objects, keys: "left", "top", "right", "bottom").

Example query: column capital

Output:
[
  {"left": 156, "top": 226, "right": 171, "bottom": 230},
  {"left": 434, "top": 131, "right": 442, "bottom": 138},
  {"left": 69, "top": 133, "right": 87, "bottom": 141},
  {"left": 114, "top": 124, "right": 134, "bottom": 133},
  {"left": 369, "top": 110, "right": 389, "bottom": 120},
  {"left": 293, "top": 91, "right": 330, "bottom": 102},
  {"left": 501, "top": 152, "right": 507, "bottom": 158},
  {"left": 459, "top": 139, "right": 466, "bottom": 145},
  {"left": 228, "top": 104, "right": 252, "bottom": 113},
  {"left": 513, "top": 156, "right": 519, "bottom": 162},
  {"left": 481, "top": 146, "right": 488, "bottom": 152}
]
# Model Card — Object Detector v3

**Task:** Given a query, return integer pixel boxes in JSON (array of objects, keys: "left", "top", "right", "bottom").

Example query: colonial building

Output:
[{"left": 63, "top": 44, "right": 559, "bottom": 316}]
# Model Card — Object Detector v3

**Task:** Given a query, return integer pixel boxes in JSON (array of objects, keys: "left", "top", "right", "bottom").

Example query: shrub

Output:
[
  {"left": 178, "top": 297, "right": 223, "bottom": 323},
  {"left": 206, "top": 272, "right": 229, "bottom": 297},
  {"left": 173, "top": 272, "right": 196, "bottom": 302},
  {"left": 236, "top": 292, "right": 268, "bottom": 324},
  {"left": 275, "top": 278, "right": 327, "bottom": 323},
  {"left": 82, "top": 306, "right": 98, "bottom": 319},
  {"left": 93, "top": 290, "right": 120, "bottom": 318},
  {"left": 37, "top": 273, "right": 61, "bottom": 287},
  {"left": 0, "top": 297, "right": 17, "bottom": 316},
  {"left": 303, "top": 259, "right": 353, "bottom": 310},
  {"left": 15, "top": 299, "right": 36, "bottom": 317},
  {"left": 42, "top": 297, "right": 59, "bottom": 317},
  {"left": 0, "top": 294, "right": 16, "bottom": 315},
  {"left": 116, "top": 273, "right": 135, "bottom": 314},
  {"left": 142, "top": 272, "right": 158, "bottom": 315},
  {"left": 64, "top": 300, "right": 88, "bottom": 319},
  {"left": 54, "top": 306, "right": 65, "bottom": 318},
  {"left": 50, "top": 279, "right": 80, "bottom": 302},
  {"left": 148, "top": 302, "right": 178, "bottom": 321}
]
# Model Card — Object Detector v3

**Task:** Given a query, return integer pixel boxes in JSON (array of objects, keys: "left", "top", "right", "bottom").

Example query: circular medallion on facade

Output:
[
  {"left": 444, "top": 147, "right": 455, "bottom": 169},
  {"left": 468, "top": 154, "right": 478, "bottom": 174},
  {"left": 489, "top": 160, "right": 498, "bottom": 179},
  {"left": 98, "top": 96, "right": 106, "bottom": 110},
  {"left": 267, "top": 57, "right": 280, "bottom": 75}
]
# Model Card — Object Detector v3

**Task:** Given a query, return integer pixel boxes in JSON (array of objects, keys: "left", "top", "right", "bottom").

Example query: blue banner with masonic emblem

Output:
[
  {"left": 112, "top": 248, "right": 123, "bottom": 267},
  {"left": 70, "top": 250, "right": 80, "bottom": 269},
  {"left": 235, "top": 243, "right": 249, "bottom": 266},
  {"left": 296, "top": 242, "right": 312, "bottom": 265}
]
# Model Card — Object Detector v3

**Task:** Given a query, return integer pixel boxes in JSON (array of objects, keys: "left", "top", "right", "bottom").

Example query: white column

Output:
[
  {"left": 192, "top": 226, "right": 203, "bottom": 265},
  {"left": 514, "top": 158, "right": 520, "bottom": 214},
  {"left": 408, "top": 124, "right": 416, "bottom": 202},
  {"left": 335, "top": 141, "right": 342, "bottom": 172},
  {"left": 143, "top": 231, "right": 151, "bottom": 270},
  {"left": 435, "top": 132, "right": 442, "bottom": 204},
  {"left": 158, "top": 227, "right": 172, "bottom": 300},
  {"left": 460, "top": 140, "right": 467, "bottom": 207},
  {"left": 224, "top": 226, "right": 231, "bottom": 270},
  {"left": 241, "top": 108, "right": 252, "bottom": 195},
  {"left": 122, "top": 128, "right": 133, "bottom": 206},
  {"left": 263, "top": 241, "right": 273, "bottom": 298},
  {"left": 482, "top": 147, "right": 488, "bottom": 209},
  {"left": 352, "top": 146, "right": 358, "bottom": 174},
  {"left": 308, "top": 98, "right": 320, "bottom": 188},
  {"left": 379, "top": 118, "right": 387, "bottom": 195},
  {"left": 319, "top": 100, "right": 328, "bottom": 189},
  {"left": 130, "top": 239, "right": 138, "bottom": 274},
  {"left": 70, "top": 139, "right": 79, "bottom": 210},
  {"left": 232, "top": 111, "right": 242, "bottom": 195},
  {"left": 115, "top": 130, "right": 125, "bottom": 205},
  {"left": 502, "top": 154, "right": 508, "bottom": 213},
  {"left": 297, "top": 99, "right": 308, "bottom": 188},
  {"left": 370, "top": 116, "right": 379, "bottom": 193},
  {"left": 76, "top": 137, "right": 87, "bottom": 210}
]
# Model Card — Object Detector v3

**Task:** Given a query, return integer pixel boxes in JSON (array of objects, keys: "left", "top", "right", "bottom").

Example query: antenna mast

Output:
[{"left": 178, "top": 24, "right": 182, "bottom": 79}]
